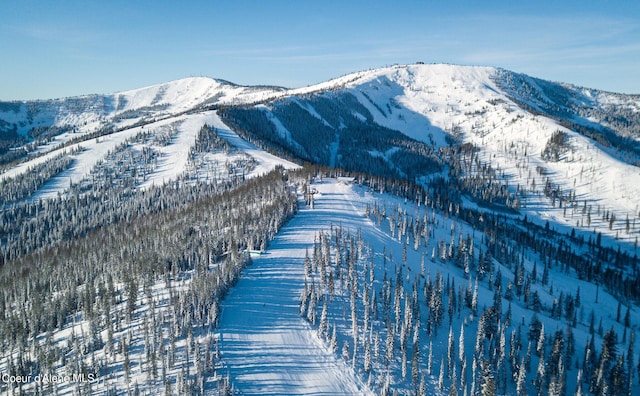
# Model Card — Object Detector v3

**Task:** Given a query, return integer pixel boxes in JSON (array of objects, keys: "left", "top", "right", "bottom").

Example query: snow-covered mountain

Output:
[
  {"left": 0, "top": 64, "right": 638, "bottom": 396},
  {"left": 1, "top": 63, "right": 638, "bottom": 257},
  {"left": 219, "top": 64, "right": 640, "bottom": 252},
  {"left": 0, "top": 76, "right": 284, "bottom": 138}
]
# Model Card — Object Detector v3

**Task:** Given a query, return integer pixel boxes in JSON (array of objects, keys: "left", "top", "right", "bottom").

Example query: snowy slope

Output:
[
  {"left": 0, "top": 173, "right": 635, "bottom": 395},
  {"left": 216, "top": 181, "right": 374, "bottom": 395},
  {"left": 0, "top": 110, "right": 298, "bottom": 204},
  {"left": 219, "top": 177, "right": 640, "bottom": 395},
  {"left": 254, "top": 64, "right": 640, "bottom": 251}
]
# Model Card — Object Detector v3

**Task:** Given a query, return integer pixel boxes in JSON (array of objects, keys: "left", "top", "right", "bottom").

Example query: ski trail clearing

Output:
[{"left": 217, "top": 179, "right": 373, "bottom": 395}]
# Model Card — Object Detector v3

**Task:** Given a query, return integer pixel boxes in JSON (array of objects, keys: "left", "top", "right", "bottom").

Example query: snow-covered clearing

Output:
[
  {"left": 134, "top": 110, "right": 298, "bottom": 187},
  {"left": 0, "top": 110, "right": 298, "bottom": 203},
  {"left": 216, "top": 179, "right": 373, "bottom": 395}
]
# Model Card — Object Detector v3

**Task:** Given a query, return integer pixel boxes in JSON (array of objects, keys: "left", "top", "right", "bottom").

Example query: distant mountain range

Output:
[{"left": 1, "top": 63, "right": 637, "bottom": 252}]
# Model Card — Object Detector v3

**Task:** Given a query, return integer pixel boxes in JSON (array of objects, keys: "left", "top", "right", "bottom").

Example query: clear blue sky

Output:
[{"left": 1, "top": 0, "right": 639, "bottom": 100}]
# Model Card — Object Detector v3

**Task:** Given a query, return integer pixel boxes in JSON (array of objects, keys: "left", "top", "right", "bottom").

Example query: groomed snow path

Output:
[{"left": 217, "top": 179, "right": 374, "bottom": 395}]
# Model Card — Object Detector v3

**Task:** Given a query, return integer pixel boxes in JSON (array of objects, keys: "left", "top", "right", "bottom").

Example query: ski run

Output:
[{"left": 216, "top": 178, "right": 374, "bottom": 395}]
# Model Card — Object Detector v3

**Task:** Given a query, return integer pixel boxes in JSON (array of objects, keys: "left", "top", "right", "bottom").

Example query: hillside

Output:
[
  {"left": 0, "top": 64, "right": 638, "bottom": 395},
  {"left": 220, "top": 64, "right": 640, "bottom": 254}
]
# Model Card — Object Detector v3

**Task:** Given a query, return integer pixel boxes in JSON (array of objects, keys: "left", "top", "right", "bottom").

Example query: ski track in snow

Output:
[
  {"left": 217, "top": 179, "right": 374, "bottom": 395},
  {"left": 139, "top": 113, "right": 213, "bottom": 188}
]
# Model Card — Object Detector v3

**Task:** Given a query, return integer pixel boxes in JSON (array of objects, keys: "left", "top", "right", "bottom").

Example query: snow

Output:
[
  {"left": 0, "top": 171, "right": 637, "bottom": 394},
  {"left": 216, "top": 179, "right": 374, "bottom": 395},
  {"left": 2, "top": 125, "right": 143, "bottom": 199},
  {"left": 113, "top": 77, "right": 221, "bottom": 113},
  {"left": 256, "top": 105, "right": 294, "bottom": 141},
  {"left": 2, "top": 110, "right": 298, "bottom": 202},
  {"left": 0, "top": 77, "right": 285, "bottom": 147},
  {"left": 286, "top": 63, "right": 640, "bottom": 251},
  {"left": 110, "top": 77, "right": 285, "bottom": 116}
]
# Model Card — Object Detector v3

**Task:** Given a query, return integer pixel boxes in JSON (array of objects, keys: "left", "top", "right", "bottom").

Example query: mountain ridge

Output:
[{"left": 1, "top": 63, "right": 638, "bottom": 254}]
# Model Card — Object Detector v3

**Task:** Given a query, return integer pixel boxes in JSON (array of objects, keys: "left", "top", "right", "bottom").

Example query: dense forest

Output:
[
  {"left": 294, "top": 164, "right": 639, "bottom": 395},
  {"left": 218, "top": 91, "right": 441, "bottom": 180},
  {"left": 0, "top": 124, "right": 294, "bottom": 394},
  {"left": 0, "top": 167, "right": 296, "bottom": 395},
  {"left": 0, "top": 115, "right": 636, "bottom": 394}
]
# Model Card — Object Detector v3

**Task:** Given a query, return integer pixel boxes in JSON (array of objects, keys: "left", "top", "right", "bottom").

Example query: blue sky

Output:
[{"left": 1, "top": 0, "right": 639, "bottom": 100}]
